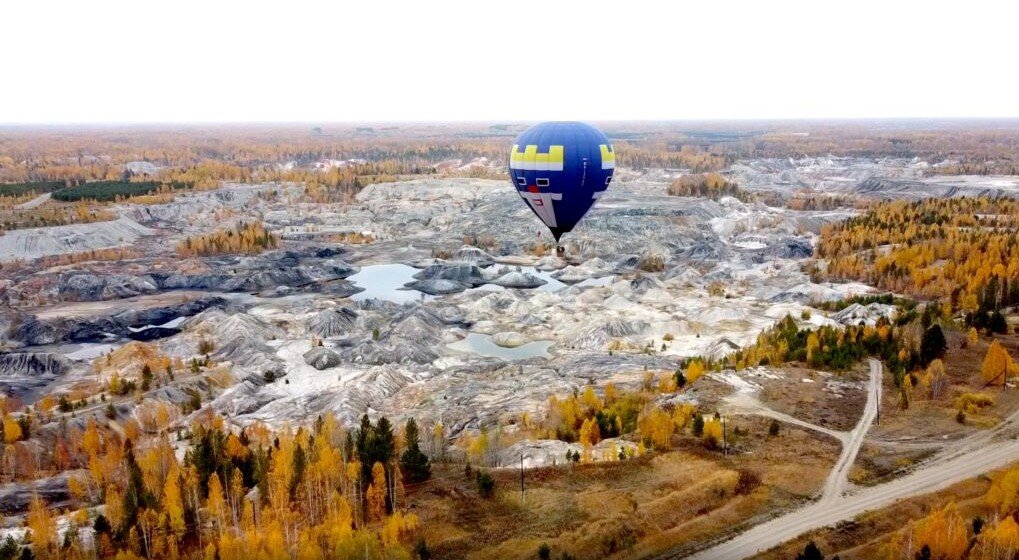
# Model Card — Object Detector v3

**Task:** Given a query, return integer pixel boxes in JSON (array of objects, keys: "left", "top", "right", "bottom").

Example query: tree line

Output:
[{"left": 2, "top": 409, "right": 435, "bottom": 560}]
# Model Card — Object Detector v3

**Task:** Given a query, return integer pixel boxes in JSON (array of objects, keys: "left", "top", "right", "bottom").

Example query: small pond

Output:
[{"left": 447, "top": 333, "right": 553, "bottom": 360}]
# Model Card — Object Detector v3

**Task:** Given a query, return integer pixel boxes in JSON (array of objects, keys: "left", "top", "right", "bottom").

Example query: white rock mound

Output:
[
  {"left": 0, "top": 217, "right": 153, "bottom": 261},
  {"left": 491, "top": 332, "right": 528, "bottom": 348}
]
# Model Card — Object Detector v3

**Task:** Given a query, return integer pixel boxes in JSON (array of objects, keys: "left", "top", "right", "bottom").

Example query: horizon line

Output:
[{"left": 3, "top": 116, "right": 1019, "bottom": 128}]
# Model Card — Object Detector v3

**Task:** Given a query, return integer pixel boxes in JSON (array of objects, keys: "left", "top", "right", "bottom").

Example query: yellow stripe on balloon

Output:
[
  {"left": 600, "top": 144, "right": 616, "bottom": 169},
  {"left": 510, "top": 144, "right": 564, "bottom": 171}
]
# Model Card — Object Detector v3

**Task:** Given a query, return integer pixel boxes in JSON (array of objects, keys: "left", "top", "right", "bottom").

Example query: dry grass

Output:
[
  {"left": 321, "top": 231, "right": 374, "bottom": 244},
  {"left": 408, "top": 421, "right": 839, "bottom": 560},
  {"left": 873, "top": 326, "right": 1019, "bottom": 442},
  {"left": 758, "top": 363, "right": 870, "bottom": 432},
  {"left": 761, "top": 323, "right": 1019, "bottom": 556},
  {"left": 849, "top": 442, "right": 937, "bottom": 486}
]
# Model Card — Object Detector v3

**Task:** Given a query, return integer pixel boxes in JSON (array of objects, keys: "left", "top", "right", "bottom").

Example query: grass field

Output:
[{"left": 408, "top": 418, "right": 840, "bottom": 560}]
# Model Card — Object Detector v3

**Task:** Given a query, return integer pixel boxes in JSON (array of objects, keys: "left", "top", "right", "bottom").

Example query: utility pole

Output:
[
  {"left": 519, "top": 453, "right": 525, "bottom": 505},
  {"left": 722, "top": 416, "right": 727, "bottom": 457},
  {"left": 875, "top": 381, "right": 881, "bottom": 424}
]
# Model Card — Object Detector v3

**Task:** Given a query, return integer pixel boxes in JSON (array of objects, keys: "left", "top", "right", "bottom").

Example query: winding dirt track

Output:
[
  {"left": 671, "top": 359, "right": 1019, "bottom": 559},
  {"left": 819, "top": 359, "right": 882, "bottom": 504},
  {"left": 14, "top": 192, "right": 50, "bottom": 209}
]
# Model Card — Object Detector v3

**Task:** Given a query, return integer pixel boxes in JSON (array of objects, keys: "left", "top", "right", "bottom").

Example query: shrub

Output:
[
  {"left": 599, "top": 525, "right": 638, "bottom": 555},
  {"left": 183, "top": 389, "right": 202, "bottom": 414},
  {"left": 414, "top": 539, "right": 431, "bottom": 560},
  {"left": 919, "top": 324, "right": 947, "bottom": 366},
  {"left": 476, "top": 471, "right": 495, "bottom": 498},
  {"left": 734, "top": 468, "right": 762, "bottom": 495},
  {"left": 795, "top": 541, "right": 824, "bottom": 560},
  {"left": 141, "top": 364, "right": 153, "bottom": 391},
  {"left": 198, "top": 339, "right": 215, "bottom": 355},
  {"left": 990, "top": 311, "right": 1008, "bottom": 334},
  {"left": 673, "top": 370, "right": 687, "bottom": 388},
  {"left": 92, "top": 514, "right": 111, "bottom": 535},
  {"left": 955, "top": 392, "right": 995, "bottom": 414},
  {"left": 638, "top": 254, "right": 665, "bottom": 272},
  {"left": 0, "top": 537, "right": 16, "bottom": 560},
  {"left": 692, "top": 414, "right": 704, "bottom": 437}
]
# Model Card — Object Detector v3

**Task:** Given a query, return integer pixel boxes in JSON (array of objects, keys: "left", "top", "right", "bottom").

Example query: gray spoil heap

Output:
[
  {"left": 7, "top": 296, "right": 228, "bottom": 346},
  {"left": 304, "top": 347, "right": 342, "bottom": 370},
  {"left": 45, "top": 249, "right": 359, "bottom": 302},
  {"left": 308, "top": 307, "right": 359, "bottom": 338},
  {"left": 0, "top": 352, "right": 71, "bottom": 400}
]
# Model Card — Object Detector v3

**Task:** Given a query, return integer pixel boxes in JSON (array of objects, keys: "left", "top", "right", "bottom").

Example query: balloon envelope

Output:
[{"left": 508, "top": 121, "right": 615, "bottom": 241}]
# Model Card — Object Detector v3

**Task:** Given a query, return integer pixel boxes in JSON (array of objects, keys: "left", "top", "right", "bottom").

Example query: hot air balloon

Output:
[{"left": 508, "top": 121, "right": 615, "bottom": 246}]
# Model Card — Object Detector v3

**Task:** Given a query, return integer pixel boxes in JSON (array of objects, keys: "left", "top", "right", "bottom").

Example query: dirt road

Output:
[
  {"left": 15, "top": 192, "right": 51, "bottom": 209},
  {"left": 819, "top": 358, "right": 882, "bottom": 504},
  {"left": 683, "top": 437, "right": 1019, "bottom": 560},
  {"left": 676, "top": 359, "right": 1019, "bottom": 560}
]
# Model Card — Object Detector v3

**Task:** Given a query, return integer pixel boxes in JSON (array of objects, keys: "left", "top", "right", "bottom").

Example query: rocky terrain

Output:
[
  {"left": 0, "top": 166, "right": 894, "bottom": 459},
  {"left": 0, "top": 217, "right": 153, "bottom": 262},
  {"left": 731, "top": 156, "right": 1019, "bottom": 199}
]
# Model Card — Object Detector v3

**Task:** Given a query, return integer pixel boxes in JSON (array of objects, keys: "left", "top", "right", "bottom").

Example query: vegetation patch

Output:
[
  {"left": 51, "top": 181, "right": 190, "bottom": 202},
  {"left": 667, "top": 172, "right": 749, "bottom": 201},
  {"left": 0, "top": 180, "right": 65, "bottom": 197}
]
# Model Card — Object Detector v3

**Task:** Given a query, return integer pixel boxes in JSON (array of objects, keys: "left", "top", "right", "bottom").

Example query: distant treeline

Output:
[
  {"left": 50, "top": 181, "right": 190, "bottom": 202},
  {"left": 932, "top": 160, "right": 1019, "bottom": 176},
  {"left": 756, "top": 192, "right": 864, "bottom": 211}
]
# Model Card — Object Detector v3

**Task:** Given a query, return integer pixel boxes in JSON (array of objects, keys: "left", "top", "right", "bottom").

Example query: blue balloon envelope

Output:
[{"left": 508, "top": 121, "right": 615, "bottom": 242}]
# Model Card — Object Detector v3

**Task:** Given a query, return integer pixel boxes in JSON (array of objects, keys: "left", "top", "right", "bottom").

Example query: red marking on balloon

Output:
[{"left": 527, "top": 185, "right": 539, "bottom": 193}]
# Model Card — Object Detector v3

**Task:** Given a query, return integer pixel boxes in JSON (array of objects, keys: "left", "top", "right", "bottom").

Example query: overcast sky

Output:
[{"left": 3, "top": 0, "right": 1017, "bottom": 123}]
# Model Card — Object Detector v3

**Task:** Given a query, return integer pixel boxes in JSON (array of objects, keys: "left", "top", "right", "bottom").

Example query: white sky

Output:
[{"left": 3, "top": 0, "right": 1017, "bottom": 123}]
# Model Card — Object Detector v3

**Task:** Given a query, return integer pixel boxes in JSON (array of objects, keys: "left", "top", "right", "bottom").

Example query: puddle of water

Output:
[
  {"left": 447, "top": 333, "right": 552, "bottom": 360},
  {"left": 128, "top": 316, "right": 187, "bottom": 332},
  {"left": 347, "top": 264, "right": 434, "bottom": 304}
]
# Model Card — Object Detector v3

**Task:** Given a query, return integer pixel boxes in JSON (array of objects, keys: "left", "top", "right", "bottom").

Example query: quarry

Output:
[{"left": 6, "top": 159, "right": 1019, "bottom": 436}]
